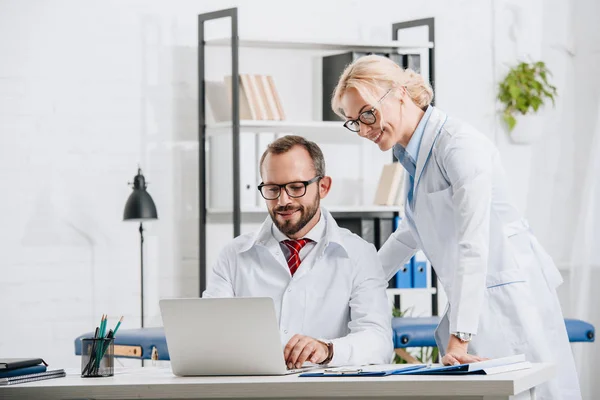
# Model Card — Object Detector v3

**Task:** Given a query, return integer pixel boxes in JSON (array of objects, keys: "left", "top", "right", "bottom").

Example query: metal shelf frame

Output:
[{"left": 198, "top": 8, "right": 439, "bottom": 317}]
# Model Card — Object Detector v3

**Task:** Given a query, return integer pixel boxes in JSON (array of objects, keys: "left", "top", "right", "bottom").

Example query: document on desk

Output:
[
  {"left": 299, "top": 354, "right": 531, "bottom": 377},
  {"left": 407, "top": 354, "right": 531, "bottom": 375},
  {"left": 299, "top": 364, "right": 426, "bottom": 377}
]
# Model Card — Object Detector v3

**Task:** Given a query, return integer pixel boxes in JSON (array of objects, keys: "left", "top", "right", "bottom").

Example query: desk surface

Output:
[{"left": 0, "top": 363, "right": 554, "bottom": 400}]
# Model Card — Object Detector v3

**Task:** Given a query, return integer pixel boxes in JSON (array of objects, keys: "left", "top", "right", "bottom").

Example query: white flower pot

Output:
[{"left": 508, "top": 113, "right": 544, "bottom": 145}]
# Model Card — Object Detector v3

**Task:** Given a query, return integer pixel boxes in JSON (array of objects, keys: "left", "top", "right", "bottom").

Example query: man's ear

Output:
[{"left": 319, "top": 176, "right": 332, "bottom": 199}]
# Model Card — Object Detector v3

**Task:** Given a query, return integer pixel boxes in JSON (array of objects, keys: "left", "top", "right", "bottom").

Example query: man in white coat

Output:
[{"left": 203, "top": 135, "right": 393, "bottom": 369}]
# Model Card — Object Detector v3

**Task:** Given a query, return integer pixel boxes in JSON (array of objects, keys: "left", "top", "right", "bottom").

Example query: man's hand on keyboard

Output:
[{"left": 284, "top": 334, "right": 328, "bottom": 369}]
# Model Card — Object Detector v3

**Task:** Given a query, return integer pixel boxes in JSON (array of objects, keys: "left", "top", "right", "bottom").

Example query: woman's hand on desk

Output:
[
  {"left": 442, "top": 335, "right": 488, "bottom": 366},
  {"left": 284, "top": 334, "right": 329, "bottom": 369}
]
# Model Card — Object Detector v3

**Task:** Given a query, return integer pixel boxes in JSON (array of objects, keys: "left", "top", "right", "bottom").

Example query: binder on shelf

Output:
[
  {"left": 374, "top": 163, "right": 404, "bottom": 206},
  {"left": 255, "top": 132, "right": 276, "bottom": 205},
  {"left": 395, "top": 258, "right": 413, "bottom": 288},
  {"left": 322, "top": 52, "right": 367, "bottom": 121},
  {"left": 412, "top": 250, "right": 429, "bottom": 288},
  {"left": 224, "top": 75, "right": 258, "bottom": 120},
  {"left": 223, "top": 74, "right": 286, "bottom": 122},
  {"left": 209, "top": 132, "right": 260, "bottom": 209},
  {"left": 240, "top": 133, "right": 258, "bottom": 207},
  {"left": 239, "top": 74, "right": 262, "bottom": 120},
  {"left": 393, "top": 172, "right": 408, "bottom": 207},
  {"left": 246, "top": 74, "right": 269, "bottom": 120},
  {"left": 335, "top": 218, "right": 375, "bottom": 246},
  {"left": 322, "top": 51, "right": 406, "bottom": 122},
  {"left": 377, "top": 218, "right": 394, "bottom": 250},
  {"left": 258, "top": 75, "right": 280, "bottom": 120},
  {"left": 266, "top": 75, "right": 286, "bottom": 120},
  {"left": 205, "top": 80, "right": 232, "bottom": 122},
  {"left": 388, "top": 53, "right": 421, "bottom": 72}
]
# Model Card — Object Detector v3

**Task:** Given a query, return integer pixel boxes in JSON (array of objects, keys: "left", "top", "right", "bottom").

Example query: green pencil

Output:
[
  {"left": 113, "top": 316, "right": 124, "bottom": 337},
  {"left": 99, "top": 314, "right": 107, "bottom": 338}
]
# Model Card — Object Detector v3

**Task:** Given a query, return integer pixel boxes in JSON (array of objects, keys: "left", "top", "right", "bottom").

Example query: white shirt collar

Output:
[
  {"left": 237, "top": 207, "right": 348, "bottom": 256},
  {"left": 271, "top": 210, "right": 326, "bottom": 243}
]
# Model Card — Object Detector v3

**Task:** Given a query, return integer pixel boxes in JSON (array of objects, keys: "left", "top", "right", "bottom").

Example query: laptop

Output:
[{"left": 159, "top": 297, "right": 317, "bottom": 376}]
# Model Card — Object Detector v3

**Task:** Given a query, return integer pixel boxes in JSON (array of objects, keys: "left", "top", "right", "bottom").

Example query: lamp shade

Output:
[{"left": 123, "top": 168, "right": 158, "bottom": 221}]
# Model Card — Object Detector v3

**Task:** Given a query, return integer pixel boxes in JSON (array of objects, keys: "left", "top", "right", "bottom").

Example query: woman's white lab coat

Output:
[{"left": 379, "top": 107, "right": 581, "bottom": 399}]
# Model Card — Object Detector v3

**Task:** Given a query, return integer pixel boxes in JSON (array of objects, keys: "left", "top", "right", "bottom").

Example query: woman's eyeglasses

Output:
[{"left": 343, "top": 89, "right": 392, "bottom": 133}]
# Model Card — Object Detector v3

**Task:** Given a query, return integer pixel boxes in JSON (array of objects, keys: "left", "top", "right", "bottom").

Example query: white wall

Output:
[{"left": 0, "top": 0, "right": 597, "bottom": 394}]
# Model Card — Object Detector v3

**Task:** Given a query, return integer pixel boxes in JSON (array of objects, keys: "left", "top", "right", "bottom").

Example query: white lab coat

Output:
[
  {"left": 203, "top": 208, "right": 394, "bottom": 366},
  {"left": 379, "top": 108, "right": 581, "bottom": 399}
]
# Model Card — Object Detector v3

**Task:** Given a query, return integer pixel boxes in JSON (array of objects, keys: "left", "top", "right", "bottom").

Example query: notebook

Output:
[
  {"left": 0, "top": 369, "right": 66, "bottom": 386},
  {"left": 0, "top": 364, "right": 47, "bottom": 378},
  {"left": 0, "top": 358, "right": 47, "bottom": 371}
]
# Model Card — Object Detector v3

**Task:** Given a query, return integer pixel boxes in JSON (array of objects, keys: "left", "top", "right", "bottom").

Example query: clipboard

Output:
[
  {"left": 299, "top": 354, "right": 530, "bottom": 377},
  {"left": 299, "top": 365, "right": 425, "bottom": 377}
]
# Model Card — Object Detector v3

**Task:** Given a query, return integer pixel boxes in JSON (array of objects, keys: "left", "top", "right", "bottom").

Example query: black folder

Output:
[{"left": 0, "top": 358, "right": 47, "bottom": 372}]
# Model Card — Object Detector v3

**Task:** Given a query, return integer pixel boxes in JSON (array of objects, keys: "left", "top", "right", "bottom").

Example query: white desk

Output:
[{"left": 0, "top": 364, "right": 554, "bottom": 400}]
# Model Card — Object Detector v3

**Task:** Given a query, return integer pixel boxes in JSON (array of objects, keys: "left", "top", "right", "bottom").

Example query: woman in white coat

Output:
[{"left": 331, "top": 55, "right": 581, "bottom": 399}]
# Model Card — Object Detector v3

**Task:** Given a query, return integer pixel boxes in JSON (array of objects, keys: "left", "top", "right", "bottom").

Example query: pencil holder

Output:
[{"left": 81, "top": 337, "right": 114, "bottom": 377}]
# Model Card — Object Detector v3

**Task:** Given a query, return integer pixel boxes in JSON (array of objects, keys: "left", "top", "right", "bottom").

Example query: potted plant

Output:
[{"left": 497, "top": 61, "right": 557, "bottom": 144}]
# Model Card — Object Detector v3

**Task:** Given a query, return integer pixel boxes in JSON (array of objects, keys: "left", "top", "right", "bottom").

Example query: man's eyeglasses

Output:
[
  {"left": 343, "top": 89, "right": 393, "bottom": 133},
  {"left": 257, "top": 176, "right": 322, "bottom": 200}
]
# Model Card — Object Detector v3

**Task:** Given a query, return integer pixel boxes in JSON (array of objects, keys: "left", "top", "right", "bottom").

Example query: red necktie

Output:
[{"left": 281, "top": 239, "right": 312, "bottom": 276}]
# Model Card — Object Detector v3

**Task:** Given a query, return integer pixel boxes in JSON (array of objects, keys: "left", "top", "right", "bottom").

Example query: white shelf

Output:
[
  {"left": 205, "top": 37, "right": 433, "bottom": 52},
  {"left": 146, "top": 119, "right": 355, "bottom": 147},
  {"left": 387, "top": 288, "right": 437, "bottom": 296},
  {"left": 208, "top": 120, "right": 344, "bottom": 133},
  {"left": 207, "top": 205, "right": 402, "bottom": 215},
  {"left": 206, "top": 120, "right": 360, "bottom": 143}
]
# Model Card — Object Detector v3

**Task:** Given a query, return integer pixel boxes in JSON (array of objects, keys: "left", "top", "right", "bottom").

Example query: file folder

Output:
[
  {"left": 393, "top": 216, "right": 400, "bottom": 230},
  {"left": 395, "top": 258, "right": 413, "bottom": 288},
  {"left": 412, "top": 251, "right": 428, "bottom": 288},
  {"left": 404, "top": 354, "right": 530, "bottom": 376},
  {"left": 299, "top": 354, "right": 530, "bottom": 377},
  {"left": 299, "top": 364, "right": 425, "bottom": 377}
]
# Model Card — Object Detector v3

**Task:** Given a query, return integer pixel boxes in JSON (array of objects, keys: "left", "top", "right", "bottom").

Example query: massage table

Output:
[{"left": 74, "top": 318, "right": 594, "bottom": 361}]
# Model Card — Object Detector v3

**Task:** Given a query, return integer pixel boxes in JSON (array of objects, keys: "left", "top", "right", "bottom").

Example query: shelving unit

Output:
[
  {"left": 197, "top": 8, "right": 438, "bottom": 315},
  {"left": 204, "top": 37, "right": 433, "bottom": 52}
]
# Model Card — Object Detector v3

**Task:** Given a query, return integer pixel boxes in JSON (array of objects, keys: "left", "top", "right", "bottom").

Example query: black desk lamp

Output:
[{"left": 123, "top": 167, "right": 158, "bottom": 329}]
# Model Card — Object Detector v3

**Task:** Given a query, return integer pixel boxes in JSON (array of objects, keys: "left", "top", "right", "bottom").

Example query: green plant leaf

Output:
[
  {"left": 503, "top": 113, "right": 517, "bottom": 131},
  {"left": 497, "top": 60, "right": 557, "bottom": 132},
  {"left": 509, "top": 85, "right": 520, "bottom": 99}
]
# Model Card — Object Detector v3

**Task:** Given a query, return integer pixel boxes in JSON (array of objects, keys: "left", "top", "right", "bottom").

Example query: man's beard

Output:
[{"left": 269, "top": 193, "right": 320, "bottom": 237}]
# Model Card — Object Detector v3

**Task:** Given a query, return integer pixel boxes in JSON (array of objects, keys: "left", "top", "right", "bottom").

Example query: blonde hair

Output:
[{"left": 330, "top": 54, "right": 434, "bottom": 119}]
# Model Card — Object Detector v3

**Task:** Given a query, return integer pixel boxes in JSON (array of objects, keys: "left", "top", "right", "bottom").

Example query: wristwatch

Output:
[
  {"left": 452, "top": 332, "right": 474, "bottom": 343},
  {"left": 318, "top": 340, "right": 334, "bottom": 365}
]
